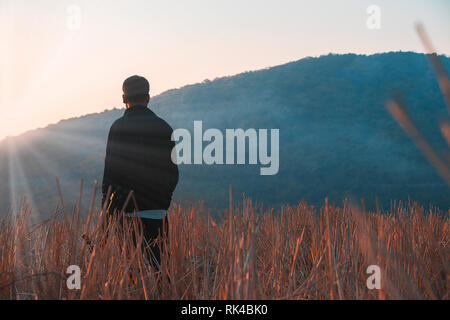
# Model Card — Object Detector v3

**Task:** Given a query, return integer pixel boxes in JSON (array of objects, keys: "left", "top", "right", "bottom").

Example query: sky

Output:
[{"left": 0, "top": 0, "right": 449, "bottom": 140}]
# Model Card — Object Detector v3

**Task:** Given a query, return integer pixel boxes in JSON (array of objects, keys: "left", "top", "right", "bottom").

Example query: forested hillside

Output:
[{"left": 1, "top": 52, "right": 449, "bottom": 218}]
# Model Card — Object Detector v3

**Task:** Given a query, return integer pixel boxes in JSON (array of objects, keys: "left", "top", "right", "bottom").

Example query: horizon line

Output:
[{"left": 1, "top": 50, "right": 448, "bottom": 142}]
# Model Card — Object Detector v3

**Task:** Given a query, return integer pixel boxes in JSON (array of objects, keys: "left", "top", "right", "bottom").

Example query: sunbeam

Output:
[
  {"left": 6, "top": 139, "right": 41, "bottom": 220},
  {"left": 0, "top": 0, "right": 84, "bottom": 140}
]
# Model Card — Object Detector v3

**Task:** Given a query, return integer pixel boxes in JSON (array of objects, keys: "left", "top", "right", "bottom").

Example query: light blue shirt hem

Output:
[{"left": 125, "top": 210, "right": 167, "bottom": 220}]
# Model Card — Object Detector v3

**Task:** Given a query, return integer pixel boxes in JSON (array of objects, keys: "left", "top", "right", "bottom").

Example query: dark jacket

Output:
[{"left": 101, "top": 105, "right": 179, "bottom": 212}]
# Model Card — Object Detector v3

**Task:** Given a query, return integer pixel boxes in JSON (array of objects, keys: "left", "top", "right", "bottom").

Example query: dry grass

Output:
[
  {"left": 0, "top": 186, "right": 448, "bottom": 300},
  {"left": 1, "top": 24, "right": 448, "bottom": 301}
]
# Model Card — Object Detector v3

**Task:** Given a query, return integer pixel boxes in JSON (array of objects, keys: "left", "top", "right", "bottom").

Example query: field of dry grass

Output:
[{"left": 0, "top": 187, "right": 448, "bottom": 300}]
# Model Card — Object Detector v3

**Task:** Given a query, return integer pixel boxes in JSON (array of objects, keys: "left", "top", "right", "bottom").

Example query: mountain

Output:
[{"left": 1, "top": 52, "right": 449, "bottom": 219}]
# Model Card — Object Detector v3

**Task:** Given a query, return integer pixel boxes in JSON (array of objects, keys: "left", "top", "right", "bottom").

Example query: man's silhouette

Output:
[{"left": 102, "top": 75, "right": 179, "bottom": 268}]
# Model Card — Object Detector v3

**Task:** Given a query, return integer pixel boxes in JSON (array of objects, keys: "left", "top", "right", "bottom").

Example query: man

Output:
[{"left": 102, "top": 75, "right": 179, "bottom": 268}]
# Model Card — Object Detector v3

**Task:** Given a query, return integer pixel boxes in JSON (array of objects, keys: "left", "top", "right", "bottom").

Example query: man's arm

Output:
[
  {"left": 168, "top": 136, "right": 179, "bottom": 192},
  {"left": 101, "top": 125, "right": 116, "bottom": 207}
]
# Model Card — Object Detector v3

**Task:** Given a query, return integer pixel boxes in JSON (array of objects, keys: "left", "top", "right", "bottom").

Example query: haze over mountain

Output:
[{"left": 1, "top": 52, "right": 449, "bottom": 219}]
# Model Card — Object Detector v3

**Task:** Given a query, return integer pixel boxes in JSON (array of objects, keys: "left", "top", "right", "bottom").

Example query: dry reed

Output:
[{"left": 0, "top": 186, "right": 448, "bottom": 300}]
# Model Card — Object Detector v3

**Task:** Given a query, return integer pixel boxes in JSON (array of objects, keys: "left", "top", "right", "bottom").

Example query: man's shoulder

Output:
[
  {"left": 108, "top": 116, "right": 125, "bottom": 132},
  {"left": 109, "top": 110, "right": 174, "bottom": 135},
  {"left": 153, "top": 114, "right": 174, "bottom": 134},
  {"left": 145, "top": 108, "right": 174, "bottom": 134}
]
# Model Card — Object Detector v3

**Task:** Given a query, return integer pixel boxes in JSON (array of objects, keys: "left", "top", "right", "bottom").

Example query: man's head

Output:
[{"left": 122, "top": 75, "right": 150, "bottom": 108}]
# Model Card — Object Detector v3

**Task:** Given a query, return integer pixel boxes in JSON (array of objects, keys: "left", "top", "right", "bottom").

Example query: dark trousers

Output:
[{"left": 123, "top": 215, "right": 169, "bottom": 270}]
